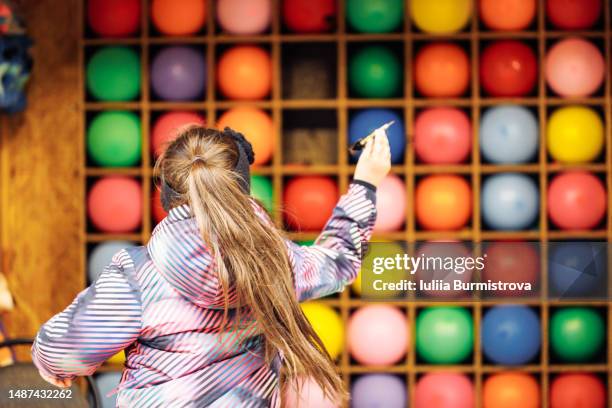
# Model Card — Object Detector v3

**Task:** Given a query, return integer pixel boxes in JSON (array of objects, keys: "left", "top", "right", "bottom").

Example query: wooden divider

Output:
[{"left": 80, "top": 0, "right": 612, "bottom": 406}]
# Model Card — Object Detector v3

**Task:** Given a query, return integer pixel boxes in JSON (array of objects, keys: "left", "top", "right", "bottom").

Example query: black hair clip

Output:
[{"left": 222, "top": 127, "right": 255, "bottom": 165}]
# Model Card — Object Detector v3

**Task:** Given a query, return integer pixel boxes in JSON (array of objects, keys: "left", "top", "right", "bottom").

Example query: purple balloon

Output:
[
  {"left": 151, "top": 46, "right": 206, "bottom": 101},
  {"left": 351, "top": 375, "right": 407, "bottom": 408}
]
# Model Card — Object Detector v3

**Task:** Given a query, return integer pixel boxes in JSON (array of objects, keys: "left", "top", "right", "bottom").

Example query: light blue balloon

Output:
[
  {"left": 88, "top": 241, "right": 136, "bottom": 284},
  {"left": 481, "top": 173, "right": 539, "bottom": 230},
  {"left": 480, "top": 105, "right": 538, "bottom": 164},
  {"left": 94, "top": 372, "right": 122, "bottom": 408}
]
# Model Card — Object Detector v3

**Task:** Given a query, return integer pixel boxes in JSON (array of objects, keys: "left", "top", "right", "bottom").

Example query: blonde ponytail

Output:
[{"left": 155, "top": 126, "right": 346, "bottom": 402}]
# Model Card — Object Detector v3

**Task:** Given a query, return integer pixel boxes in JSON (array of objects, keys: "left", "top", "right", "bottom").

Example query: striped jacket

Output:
[{"left": 32, "top": 182, "right": 376, "bottom": 407}]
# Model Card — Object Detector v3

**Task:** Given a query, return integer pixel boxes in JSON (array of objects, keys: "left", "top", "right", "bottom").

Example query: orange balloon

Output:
[
  {"left": 480, "top": 0, "right": 536, "bottom": 31},
  {"left": 217, "top": 107, "right": 274, "bottom": 165},
  {"left": 483, "top": 373, "right": 540, "bottom": 408},
  {"left": 217, "top": 46, "right": 272, "bottom": 100},
  {"left": 416, "top": 175, "right": 471, "bottom": 230},
  {"left": 415, "top": 43, "right": 470, "bottom": 97},
  {"left": 151, "top": 0, "right": 206, "bottom": 36}
]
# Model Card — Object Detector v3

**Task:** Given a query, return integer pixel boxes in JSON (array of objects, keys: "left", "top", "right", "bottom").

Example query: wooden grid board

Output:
[{"left": 79, "top": 0, "right": 612, "bottom": 406}]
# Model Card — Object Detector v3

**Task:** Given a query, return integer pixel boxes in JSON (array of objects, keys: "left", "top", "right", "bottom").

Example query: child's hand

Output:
[
  {"left": 353, "top": 127, "right": 392, "bottom": 188},
  {"left": 39, "top": 371, "right": 72, "bottom": 388}
]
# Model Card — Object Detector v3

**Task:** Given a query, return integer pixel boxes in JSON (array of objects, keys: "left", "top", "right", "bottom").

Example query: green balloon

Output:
[
  {"left": 550, "top": 307, "right": 605, "bottom": 363},
  {"left": 251, "top": 175, "right": 274, "bottom": 213},
  {"left": 87, "top": 111, "right": 142, "bottom": 167},
  {"left": 416, "top": 307, "right": 474, "bottom": 364},
  {"left": 87, "top": 46, "right": 141, "bottom": 101},
  {"left": 297, "top": 240, "right": 315, "bottom": 246},
  {"left": 349, "top": 45, "right": 402, "bottom": 98},
  {"left": 346, "top": 0, "right": 404, "bottom": 33}
]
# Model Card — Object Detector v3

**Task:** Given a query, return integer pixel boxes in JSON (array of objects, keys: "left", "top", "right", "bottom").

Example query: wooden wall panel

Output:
[{"left": 1, "top": 0, "right": 82, "bottom": 348}]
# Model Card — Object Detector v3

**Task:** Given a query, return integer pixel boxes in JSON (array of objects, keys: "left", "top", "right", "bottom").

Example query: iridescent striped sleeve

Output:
[
  {"left": 31, "top": 249, "right": 142, "bottom": 379},
  {"left": 287, "top": 182, "right": 377, "bottom": 302}
]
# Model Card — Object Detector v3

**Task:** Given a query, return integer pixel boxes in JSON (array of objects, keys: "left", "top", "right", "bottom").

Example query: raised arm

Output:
[
  {"left": 288, "top": 181, "right": 377, "bottom": 301},
  {"left": 31, "top": 249, "right": 142, "bottom": 381},
  {"left": 289, "top": 126, "right": 392, "bottom": 301}
]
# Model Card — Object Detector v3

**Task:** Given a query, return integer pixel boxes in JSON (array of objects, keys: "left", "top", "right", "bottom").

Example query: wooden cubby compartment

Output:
[{"left": 80, "top": 1, "right": 612, "bottom": 406}]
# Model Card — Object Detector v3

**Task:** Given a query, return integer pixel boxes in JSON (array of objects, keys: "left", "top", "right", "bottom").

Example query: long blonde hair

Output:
[{"left": 155, "top": 126, "right": 345, "bottom": 402}]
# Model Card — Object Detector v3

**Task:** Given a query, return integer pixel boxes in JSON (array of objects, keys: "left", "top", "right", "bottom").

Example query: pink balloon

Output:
[
  {"left": 374, "top": 174, "right": 406, "bottom": 232},
  {"left": 414, "top": 108, "right": 472, "bottom": 164},
  {"left": 283, "top": 377, "right": 340, "bottom": 408},
  {"left": 348, "top": 305, "right": 408, "bottom": 365},
  {"left": 415, "top": 373, "right": 474, "bottom": 408},
  {"left": 546, "top": 38, "right": 605, "bottom": 97},
  {"left": 216, "top": 0, "right": 271, "bottom": 35}
]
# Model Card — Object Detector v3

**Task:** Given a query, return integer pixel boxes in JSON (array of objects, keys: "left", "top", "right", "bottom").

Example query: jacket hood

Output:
[{"left": 147, "top": 204, "right": 236, "bottom": 309}]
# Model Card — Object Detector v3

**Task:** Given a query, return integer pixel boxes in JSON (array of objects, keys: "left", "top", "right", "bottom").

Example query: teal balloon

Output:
[
  {"left": 87, "top": 111, "right": 142, "bottom": 167},
  {"left": 87, "top": 46, "right": 141, "bottom": 101},
  {"left": 251, "top": 175, "right": 273, "bottom": 213},
  {"left": 346, "top": 0, "right": 404, "bottom": 33},
  {"left": 349, "top": 46, "right": 402, "bottom": 98}
]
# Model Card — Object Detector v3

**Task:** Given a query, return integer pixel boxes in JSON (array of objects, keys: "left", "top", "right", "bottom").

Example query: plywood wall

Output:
[{"left": 0, "top": 0, "right": 82, "bottom": 351}]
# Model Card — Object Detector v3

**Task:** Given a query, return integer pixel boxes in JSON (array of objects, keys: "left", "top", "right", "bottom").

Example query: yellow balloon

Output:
[
  {"left": 106, "top": 351, "right": 126, "bottom": 365},
  {"left": 411, "top": 0, "right": 472, "bottom": 33},
  {"left": 301, "top": 302, "right": 344, "bottom": 360},
  {"left": 547, "top": 106, "right": 604, "bottom": 164},
  {"left": 352, "top": 242, "right": 410, "bottom": 299}
]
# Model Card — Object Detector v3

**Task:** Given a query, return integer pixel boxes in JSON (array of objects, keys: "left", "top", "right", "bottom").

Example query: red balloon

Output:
[
  {"left": 283, "top": 0, "right": 336, "bottom": 33},
  {"left": 151, "top": 111, "right": 205, "bottom": 157},
  {"left": 415, "top": 373, "right": 474, "bottom": 408},
  {"left": 283, "top": 176, "right": 338, "bottom": 231},
  {"left": 547, "top": 0, "right": 602, "bottom": 30},
  {"left": 414, "top": 107, "right": 471, "bottom": 164},
  {"left": 550, "top": 373, "right": 606, "bottom": 408},
  {"left": 483, "top": 242, "right": 540, "bottom": 297},
  {"left": 88, "top": 0, "right": 141, "bottom": 37},
  {"left": 152, "top": 188, "right": 168, "bottom": 224},
  {"left": 548, "top": 171, "right": 606, "bottom": 230},
  {"left": 88, "top": 176, "right": 142, "bottom": 232},
  {"left": 480, "top": 40, "right": 537, "bottom": 97}
]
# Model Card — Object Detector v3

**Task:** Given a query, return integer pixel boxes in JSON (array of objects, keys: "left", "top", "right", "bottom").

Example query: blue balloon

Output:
[
  {"left": 482, "top": 305, "right": 541, "bottom": 365},
  {"left": 480, "top": 105, "right": 538, "bottom": 164},
  {"left": 549, "top": 242, "right": 607, "bottom": 298},
  {"left": 88, "top": 241, "right": 136, "bottom": 284},
  {"left": 481, "top": 173, "right": 539, "bottom": 230},
  {"left": 351, "top": 374, "right": 407, "bottom": 408},
  {"left": 349, "top": 109, "right": 405, "bottom": 164}
]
